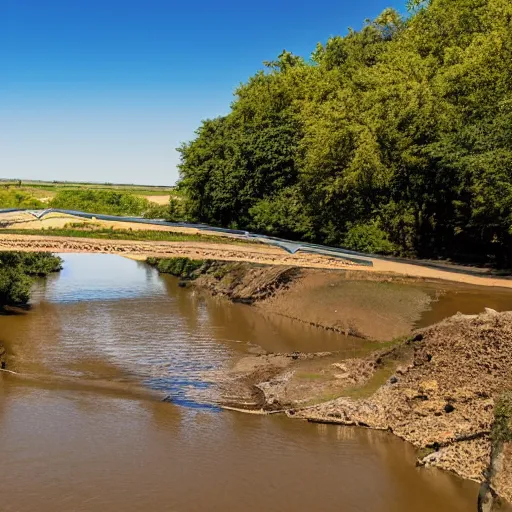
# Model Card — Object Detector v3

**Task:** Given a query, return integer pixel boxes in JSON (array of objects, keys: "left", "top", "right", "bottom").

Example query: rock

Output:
[{"left": 444, "top": 403, "right": 455, "bottom": 414}]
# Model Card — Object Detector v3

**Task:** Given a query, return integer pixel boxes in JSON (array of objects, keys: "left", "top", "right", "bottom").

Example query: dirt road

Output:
[
  {"left": 0, "top": 233, "right": 359, "bottom": 270},
  {"left": 1, "top": 231, "right": 512, "bottom": 288}
]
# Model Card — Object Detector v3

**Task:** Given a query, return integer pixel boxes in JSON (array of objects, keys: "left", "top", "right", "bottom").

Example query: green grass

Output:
[
  {"left": 296, "top": 372, "right": 327, "bottom": 380},
  {"left": 491, "top": 392, "right": 512, "bottom": 449},
  {"left": 302, "top": 362, "right": 398, "bottom": 407},
  {"left": 146, "top": 257, "right": 205, "bottom": 278},
  {"left": 0, "top": 227, "right": 253, "bottom": 245},
  {"left": 1, "top": 180, "right": 174, "bottom": 195}
]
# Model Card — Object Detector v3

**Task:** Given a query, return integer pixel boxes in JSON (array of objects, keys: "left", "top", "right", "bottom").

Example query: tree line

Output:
[{"left": 177, "top": 0, "right": 512, "bottom": 266}]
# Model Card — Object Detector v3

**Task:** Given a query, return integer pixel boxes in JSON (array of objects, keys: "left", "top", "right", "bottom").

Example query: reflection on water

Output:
[
  {"left": 0, "top": 253, "right": 505, "bottom": 512},
  {"left": 2, "top": 254, "right": 365, "bottom": 407}
]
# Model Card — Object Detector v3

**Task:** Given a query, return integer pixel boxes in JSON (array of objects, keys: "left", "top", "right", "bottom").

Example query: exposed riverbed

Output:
[{"left": 1, "top": 254, "right": 508, "bottom": 511}]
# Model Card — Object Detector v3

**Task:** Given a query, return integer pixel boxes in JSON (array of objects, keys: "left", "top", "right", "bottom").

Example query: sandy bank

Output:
[
  {"left": 0, "top": 234, "right": 359, "bottom": 270},
  {"left": 1, "top": 217, "right": 512, "bottom": 286},
  {"left": 225, "top": 310, "right": 512, "bottom": 507}
]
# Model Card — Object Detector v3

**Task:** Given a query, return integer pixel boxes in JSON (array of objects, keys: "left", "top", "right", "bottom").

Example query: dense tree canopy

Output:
[{"left": 177, "top": 0, "right": 512, "bottom": 266}]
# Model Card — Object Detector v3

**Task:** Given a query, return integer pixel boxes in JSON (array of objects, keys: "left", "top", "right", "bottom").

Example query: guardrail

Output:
[
  {"left": 3, "top": 209, "right": 510, "bottom": 279},
  {"left": 0, "top": 208, "right": 374, "bottom": 266}
]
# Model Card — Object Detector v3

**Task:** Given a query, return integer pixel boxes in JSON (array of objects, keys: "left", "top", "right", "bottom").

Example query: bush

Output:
[
  {"left": 0, "top": 252, "right": 62, "bottom": 306},
  {"left": 343, "top": 221, "right": 396, "bottom": 254},
  {"left": 147, "top": 257, "right": 204, "bottom": 279},
  {"left": 143, "top": 197, "right": 186, "bottom": 221},
  {"left": 249, "top": 186, "right": 314, "bottom": 240},
  {"left": 0, "top": 190, "right": 44, "bottom": 209},
  {"left": 50, "top": 190, "right": 150, "bottom": 216}
]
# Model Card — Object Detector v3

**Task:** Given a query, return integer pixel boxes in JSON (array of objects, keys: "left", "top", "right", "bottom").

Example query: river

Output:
[{"left": 1, "top": 253, "right": 506, "bottom": 511}]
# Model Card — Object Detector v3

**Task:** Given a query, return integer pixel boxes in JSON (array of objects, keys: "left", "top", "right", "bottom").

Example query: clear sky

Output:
[{"left": 2, "top": 0, "right": 403, "bottom": 186}]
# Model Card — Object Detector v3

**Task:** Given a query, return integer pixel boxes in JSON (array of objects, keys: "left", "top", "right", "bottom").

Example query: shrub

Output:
[
  {"left": 50, "top": 190, "right": 150, "bottom": 216},
  {"left": 0, "top": 252, "right": 62, "bottom": 306},
  {"left": 343, "top": 221, "right": 396, "bottom": 254},
  {"left": 0, "top": 190, "right": 44, "bottom": 209},
  {"left": 249, "top": 186, "right": 314, "bottom": 240},
  {"left": 147, "top": 257, "right": 204, "bottom": 279},
  {"left": 142, "top": 197, "right": 185, "bottom": 221}
]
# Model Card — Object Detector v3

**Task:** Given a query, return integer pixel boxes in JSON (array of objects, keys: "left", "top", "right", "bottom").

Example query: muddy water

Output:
[
  {"left": 0, "top": 254, "right": 496, "bottom": 512},
  {"left": 418, "top": 283, "right": 512, "bottom": 328}
]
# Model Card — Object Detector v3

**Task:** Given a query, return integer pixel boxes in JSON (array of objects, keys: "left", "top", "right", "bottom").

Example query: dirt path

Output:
[
  {"left": 368, "top": 258, "right": 512, "bottom": 288},
  {"left": 0, "top": 233, "right": 359, "bottom": 270},
  {"left": 1, "top": 231, "right": 512, "bottom": 288}
]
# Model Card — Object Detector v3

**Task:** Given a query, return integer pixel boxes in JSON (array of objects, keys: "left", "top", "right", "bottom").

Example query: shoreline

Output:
[
  {"left": 2, "top": 248, "right": 512, "bottom": 508},
  {"left": 153, "top": 258, "right": 512, "bottom": 509}
]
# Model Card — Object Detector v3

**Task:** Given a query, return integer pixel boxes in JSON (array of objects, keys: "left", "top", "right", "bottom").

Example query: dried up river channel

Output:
[{"left": 2, "top": 254, "right": 512, "bottom": 511}]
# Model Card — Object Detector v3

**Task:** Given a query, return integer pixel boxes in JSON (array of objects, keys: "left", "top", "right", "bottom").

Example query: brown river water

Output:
[{"left": 1, "top": 253, "right": 512, "bottom": 512}]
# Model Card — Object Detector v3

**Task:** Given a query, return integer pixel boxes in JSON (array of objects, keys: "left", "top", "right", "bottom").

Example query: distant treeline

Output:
[
  {"left": 177, "top": 0, "right": 512, "bottom": 266},
  {"left": 0, "top": 252, "right": 62, "bottom": 306}
]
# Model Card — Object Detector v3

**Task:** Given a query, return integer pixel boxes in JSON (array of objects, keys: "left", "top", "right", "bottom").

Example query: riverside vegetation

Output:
[{"left": 0, "top": 252, "right": 62, "bottom": 307}]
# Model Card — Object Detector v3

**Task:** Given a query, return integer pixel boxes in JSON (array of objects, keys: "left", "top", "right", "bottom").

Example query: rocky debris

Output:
[
  {"left": 421, "top": 438, "right": 491, "bottom": 481},
  {"left": 296, "top": 310, "right": 512, "bottom": 505},
  {"left": 219, "top": 351, "right": 336, "bottom": 411},
  {"left": 493, "top": 443, "right": 512, "bottom": 505},
  {"left": 330, "top": 358, "right": 378, "bottom": 387}
]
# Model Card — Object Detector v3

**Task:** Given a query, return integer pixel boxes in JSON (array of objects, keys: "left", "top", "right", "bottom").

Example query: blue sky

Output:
[{"left": 2, "top": 0, "right": 403, "bottom": 186}]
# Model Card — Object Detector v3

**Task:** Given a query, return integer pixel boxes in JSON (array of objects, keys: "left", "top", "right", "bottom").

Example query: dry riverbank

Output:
[
  {"left": 155, "top": 259, "right": 512, "bottom": 508},
  {"left": 218, "top": 308, "right": 512, "bottom": 508},
  {"left": 293, "top": 311, "right": 512, "bottom": 509}
]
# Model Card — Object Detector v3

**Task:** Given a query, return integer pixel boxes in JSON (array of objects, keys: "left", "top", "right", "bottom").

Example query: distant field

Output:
[
  {"left": 0, "top": 179, "right": 175, "bottom": 197},
  {"left": 0, "top": 179, "right": 176, "bottom": 210}
]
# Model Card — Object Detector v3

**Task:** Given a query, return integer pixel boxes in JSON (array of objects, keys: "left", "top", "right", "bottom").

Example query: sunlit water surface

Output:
[{"left": 0, "top": 254, "right": 499, "bottom": 511}]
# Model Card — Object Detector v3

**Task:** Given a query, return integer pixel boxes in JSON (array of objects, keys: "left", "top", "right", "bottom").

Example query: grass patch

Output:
[
  {"left": 296, "top": 372, "right": 327, "bottom": 380},
  {"left": 0, "top": 227, "right": 254, "bottom": 245},
  {"left": 0, "top": 189, "right": 45, "bottom": 209},
  {"left": 491, "top": 392, "right": 512, "bottom": 449},
  {"left": 1, "top": 180, "right": 174, "bottom": 195}
]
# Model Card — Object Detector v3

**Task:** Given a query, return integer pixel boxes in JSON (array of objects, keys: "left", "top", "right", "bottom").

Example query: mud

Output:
[
  {"left": 284, "top": 311, "right": 512, "bottom": 505},
  {"left": 214, "top": 307, "right": 512, "bottom": 506}
]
